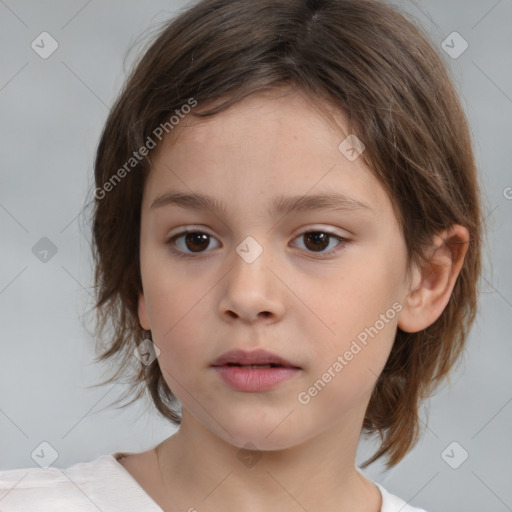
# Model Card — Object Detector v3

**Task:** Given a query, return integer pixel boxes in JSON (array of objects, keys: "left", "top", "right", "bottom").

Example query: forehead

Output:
[
  {"left": 143, "top": 90, "right": 392, "bottom": 220},
  {"left": 159, "top": 88, "right": 349, "bottom": 154}
]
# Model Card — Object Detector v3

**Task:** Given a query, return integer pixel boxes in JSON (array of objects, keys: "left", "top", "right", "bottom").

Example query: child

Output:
[{"left": 0, "top": 0, "right": 482, "bottom": 510}]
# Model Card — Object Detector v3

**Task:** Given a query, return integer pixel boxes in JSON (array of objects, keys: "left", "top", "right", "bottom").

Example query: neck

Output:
[{"left": 153, "top": 410, "right": 382, "bottom": 512}]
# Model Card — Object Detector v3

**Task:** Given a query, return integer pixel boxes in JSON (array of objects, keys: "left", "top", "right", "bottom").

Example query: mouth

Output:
[
  {"left": 211, "top": 348, "right": 301, "bottom": 369},
  {"left": 211, "top": 349, "right": 301, "bottom": 392},
  {"left": 222, "top": 363, "right": 287, "bottom": 369}
]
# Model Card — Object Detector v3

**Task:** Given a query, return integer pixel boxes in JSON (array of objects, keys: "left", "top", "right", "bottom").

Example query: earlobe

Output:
[
  {"left": 138, "top": 292, "right": 151, "bottom": 330},
  {"left": 397, "top": 225, "right": 470, "bottom": 334}
]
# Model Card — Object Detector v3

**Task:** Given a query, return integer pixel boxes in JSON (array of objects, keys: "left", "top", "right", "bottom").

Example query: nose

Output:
[{"left": 218, "top": 241, "right": 286, "bottom": 324}]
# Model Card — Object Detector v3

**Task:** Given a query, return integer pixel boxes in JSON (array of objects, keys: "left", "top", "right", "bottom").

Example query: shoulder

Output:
[
  {"left": 0, "top": 454, "right": 132, "bottom": 511},
  {"left": 357, "top": 466, "right": 430, "bottom": 512},
  {"left": 376, "top": 481, "right": 430, "bottom": 512}
]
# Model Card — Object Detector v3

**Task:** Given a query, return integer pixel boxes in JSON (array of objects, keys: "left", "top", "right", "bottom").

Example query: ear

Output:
[
  {"left": 397, "top": 224, "right": 470, "bottom": 333},
  {"left": 138, "top": 291, "right": 151, "bottom": 330}
]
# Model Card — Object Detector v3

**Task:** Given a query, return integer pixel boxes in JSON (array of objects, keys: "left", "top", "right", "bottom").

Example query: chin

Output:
[
  {"left": 229, "top": 434, "right": 299, "bottom": 453},
  {"left": 210, "top": 416, "right": 306, "bottom": 452}
]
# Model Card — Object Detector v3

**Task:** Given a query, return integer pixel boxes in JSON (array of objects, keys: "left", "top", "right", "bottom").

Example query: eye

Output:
[
  {"left": 166, "top": 228, "right": 348, "bottom": 258},
  {"left": 166, "top": 229, "right": 220, "bottom": 256},
  {"left": 292, "top": 230, "right": 347, "bottom": 256}
]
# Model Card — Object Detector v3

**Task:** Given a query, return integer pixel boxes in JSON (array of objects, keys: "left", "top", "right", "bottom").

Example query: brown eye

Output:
[
  {"left": 183, "top": 232, "right": 210, "bottom": 252},
  {"left": 166, "top": 230, "right": 221, "bottom": 256},
  {"left": 303, "top": 232, "right": 330, "bottom": 252},
  {"left": 293, "top": 230, "right": 347, "bottom": 256}
]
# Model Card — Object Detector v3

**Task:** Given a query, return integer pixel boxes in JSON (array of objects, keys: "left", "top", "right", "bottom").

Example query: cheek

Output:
[
  {"left": 143, "top": 254, "right": 208, "bottom": 331},
  {"left": 297, "top": 317, "right": 398, "bottom": 416},
  {"left": 141, "top": 273, "right": 207, "bottom": 371},
  {"left": 299, "top": 258, "right": 402, "bottom": 393},
  {"left": 306, "top": 261, "right": 401, "bottom": 340},
  {"left": 153, "top": 317, "right": 206, "bottom": 396}
]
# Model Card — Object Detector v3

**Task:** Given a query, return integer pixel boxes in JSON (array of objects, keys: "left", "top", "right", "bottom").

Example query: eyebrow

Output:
[{"left": 149, "top": 191, "right": 372, "bottom": 216}]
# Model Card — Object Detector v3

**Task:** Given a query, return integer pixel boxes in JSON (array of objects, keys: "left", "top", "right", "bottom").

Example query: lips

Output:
[
  {"left": 211, "top": 349, "right": 301, "bottom": 392},
  {"left": 211, "top": 349, "right": 300, "bottom": 369}
]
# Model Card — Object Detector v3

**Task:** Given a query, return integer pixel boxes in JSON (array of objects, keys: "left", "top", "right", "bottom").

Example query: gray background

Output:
[{"left": 0, "top": 1, "right": 511, "bottom": 511}]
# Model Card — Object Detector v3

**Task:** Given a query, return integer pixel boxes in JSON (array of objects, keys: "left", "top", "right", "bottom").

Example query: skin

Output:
[{"left": 119, "top": 87, "right": 469, "bottom": 512}]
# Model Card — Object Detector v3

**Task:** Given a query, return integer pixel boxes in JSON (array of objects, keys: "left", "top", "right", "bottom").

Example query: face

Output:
[{"left": 138, "top": 88, "right": 414, "bottom": 451}]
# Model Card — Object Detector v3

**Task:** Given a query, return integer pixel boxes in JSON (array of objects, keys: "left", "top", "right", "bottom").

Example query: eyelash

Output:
[{"left": 165, "top": 228, "right": 349, "bottom": 259}]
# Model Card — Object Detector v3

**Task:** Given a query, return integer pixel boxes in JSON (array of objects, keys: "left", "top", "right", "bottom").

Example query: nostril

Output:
[{"left": 225, "top": 310, "right": 271, "bottom": 319}]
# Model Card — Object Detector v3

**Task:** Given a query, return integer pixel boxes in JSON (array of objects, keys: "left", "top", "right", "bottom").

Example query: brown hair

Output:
[{"left": 87, "top": 0, "right": 483, "bottom": 469}]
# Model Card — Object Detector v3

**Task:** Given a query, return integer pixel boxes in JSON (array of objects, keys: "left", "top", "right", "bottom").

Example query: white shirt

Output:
[{"left": 0, "top": 453, "right": 428, "bottom": 511}]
